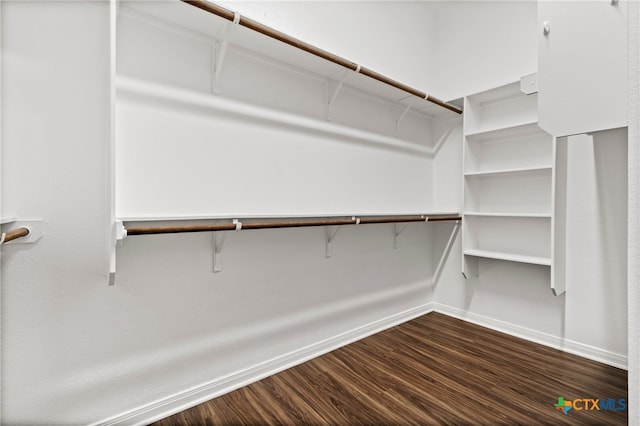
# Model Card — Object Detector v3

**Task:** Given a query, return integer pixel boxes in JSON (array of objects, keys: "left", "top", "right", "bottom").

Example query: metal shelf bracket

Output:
[
  {"left": 213, "top": 219, "right": 241, "bottom": 272},
  {"left": 433, "top": 220, "right": 461, "bottom": 284},
  {"left": 327, "top": 65, "right": 361, "bottom": 121},
  {"left": 394, "top": 101, "right": 412, "bottom": 130},
  {"left": 213, "top": 231, "right": 226, "bottom": 272},
  {"left": 325, "top": 225, "right": 342, "bottom": 258},
  {"left": 212, "top": 11, "right": 240, "bottom": 93},
  {"left": 393, "top": 223, "right": 409, "bottom": 249}
]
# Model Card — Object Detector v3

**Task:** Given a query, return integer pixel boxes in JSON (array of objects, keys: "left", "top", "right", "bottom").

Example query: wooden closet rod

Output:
[
  {"left": 181, "top": 0, "right": 463, "bottom": 115},
  {"left": 1, "top": 227, "right": 30, "bottom": 244},
  {"left": 125, "top": 214, "right": 461, "bottom": 236}
]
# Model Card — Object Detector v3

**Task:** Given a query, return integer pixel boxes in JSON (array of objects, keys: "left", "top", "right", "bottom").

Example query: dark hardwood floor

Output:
[{"left": 153, "top": 312, "right": 628, "bottom": 425}]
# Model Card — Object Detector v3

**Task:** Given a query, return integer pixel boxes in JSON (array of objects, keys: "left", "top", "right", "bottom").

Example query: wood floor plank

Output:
[
  {"left": 153, "top": 312, "right": 628, "bottom": 425},
  {"left": 253, "top": 375, "right": 329, "bottom": 425},
  {"left": 325, "top": 343, "right": 508, "bottom": 425}
]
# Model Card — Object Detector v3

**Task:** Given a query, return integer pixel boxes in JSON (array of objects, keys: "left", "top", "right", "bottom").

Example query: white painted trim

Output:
[
  {"left": 434, "top": 303, "right": 628, "bottom": 370},
  {"left": 108, "top": 0, "right": 117, "bottom": 286},
  {"left": 93, "top": 303, "right": 435, "bottom": 426},
  {"left": 0, "top": 3, "right": 4, "bottom": 422},
  {"left": 627, "top": 1, "right": 640, "bottom": 424}
]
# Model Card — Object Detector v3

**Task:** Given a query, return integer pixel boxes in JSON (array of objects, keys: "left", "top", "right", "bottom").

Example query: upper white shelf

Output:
[
  {"left": 467, "top": 81, "right": 527, "bottom": 105},
  {"left": 464, "top": 121, "right": 542, "bottom": 141},
  {"left": 120, "top": 1, "right": 461, "bottom": 118}
]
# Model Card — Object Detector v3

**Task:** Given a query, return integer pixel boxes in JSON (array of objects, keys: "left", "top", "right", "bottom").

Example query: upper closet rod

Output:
[
  {"left": 1, "top": 227, "right": 30, "bottom": 244},
  {"left": 181, "top": 0, "right": 463, "bottom": 115},
  {"left": 125, "top": 214, "right": 461, "bottom": 236}
]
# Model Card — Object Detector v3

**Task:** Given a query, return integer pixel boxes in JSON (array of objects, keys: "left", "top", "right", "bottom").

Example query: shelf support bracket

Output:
[
  {"left": 393, "top": 223, "right": 409, "bottom": 249},
  {"left": 394, "top": 102, "right": 412, "bottom": 130},
  {"left": 212, "top": 12, "right": 240, "bottom": 94},
  {"left": 115, "top": 220, "right": 127, "bottom": 242},
  {"left": 325, "top": 225, "right": 342, "bottom": 258},
  {"left": 432, "top": 124, "right": 455, "bottom": 155},
  {"left": 327, "top": 66, "right": 359, "bottom": 121},
  {"left": 213, "top": 219, "right": 242, "bottom": 272},
  {"left": 213, "top": 231, "right": 227, "bottom": 272},
  {"left": 433, "top": 220, "right": 461, "bottom": 284}
]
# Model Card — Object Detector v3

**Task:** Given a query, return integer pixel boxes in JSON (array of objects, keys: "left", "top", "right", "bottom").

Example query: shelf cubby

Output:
[
  {"left": 464, "top": 169, "right": 552, "bottom": 215},
  {"left": 464, "top": 124, "right": 553, "bottom": 174},
  {"left": 463, "top": 215, "right": 551, "bottom": 260},
  {"left": 464, "top": 82, "right": 538, "bottom": 136}
]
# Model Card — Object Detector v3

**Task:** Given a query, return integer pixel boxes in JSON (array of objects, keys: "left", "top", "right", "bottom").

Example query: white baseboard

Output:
[
  {"left": 96, "top": 301, "right": 627, "bottom": 425},
  {"left": 433, "top": 303, "right": 628, "bottom": 370},
  {"left": 95, "top": 302, "right": 435, "bottom": 426}
]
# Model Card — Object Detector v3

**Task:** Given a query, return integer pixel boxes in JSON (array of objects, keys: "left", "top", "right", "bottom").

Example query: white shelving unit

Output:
[
  {"left": 114, "top": 1, "right": 462, "bottom": 222},
  {"left": 462, "top": 80, "right": 565, "bottom": 295}
]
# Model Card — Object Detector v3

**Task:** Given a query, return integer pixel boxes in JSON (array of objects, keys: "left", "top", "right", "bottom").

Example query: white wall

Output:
[
  {"left": 564, "top": 130, "right": 628, "bottom": 357},
  {"left": 431, "top": 1, "right": 538, "bottom": 101},
  {"left": 0, "top": 1, "right": 440, "bottom": 424},
  {"left": 1, "top": 1, "right": 112, "bottom": 423},
  {"left": 114, "top": 2, "right": 437, "bottom": 218},
  {"left": 218, "top": 1, "right": 437, "bottom": 91}
]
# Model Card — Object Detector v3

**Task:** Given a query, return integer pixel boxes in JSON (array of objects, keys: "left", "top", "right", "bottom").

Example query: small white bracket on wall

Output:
[
  {"left": 462, "top": 245, "right": 479, "bottom": 279},
  {"left": 212, "top": 11, "right": 240, "bottom": 94},
  {"left": 326, "top": 65, "right": 360, "bottom": 121},
  {"left": 433, "top": 220, "right": 461, "bottom": 285},
  {"left": 0, "top": 219, "right": 43, "bottom": 244},
  {"left": 325, "top": 225, "right": 342, "bottom": 258},
  {"left": 520, "top": 73, "right": 538, "bottom": 95},
  {"left": 213, "top": 219, "right": 241, "bottom": 272},
  {"left": 394, "top": 101, "right": 412, "bottom": 130},
  {"left": 432, "top": 124, "right": 455, "bottom": 155},
  {"left": 213, "top": 232, "right": 227, "bottom": 272},
  {"left": 393, "top": 223, "right": 409, "bottom": 249},
  {"left": 115, "top": 220, "right": 127, "bottom": 243}
]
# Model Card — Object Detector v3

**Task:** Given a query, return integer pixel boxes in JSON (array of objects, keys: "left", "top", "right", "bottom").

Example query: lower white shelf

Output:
[
  {"left": 463, "top": 165, "right": 552, "bottom": 177},
  {"left": 464, "top": 212, "right": 551, "bottom": 218},
  {"left": 464, "top": 249, "right": 551, "bottom": 266}
]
